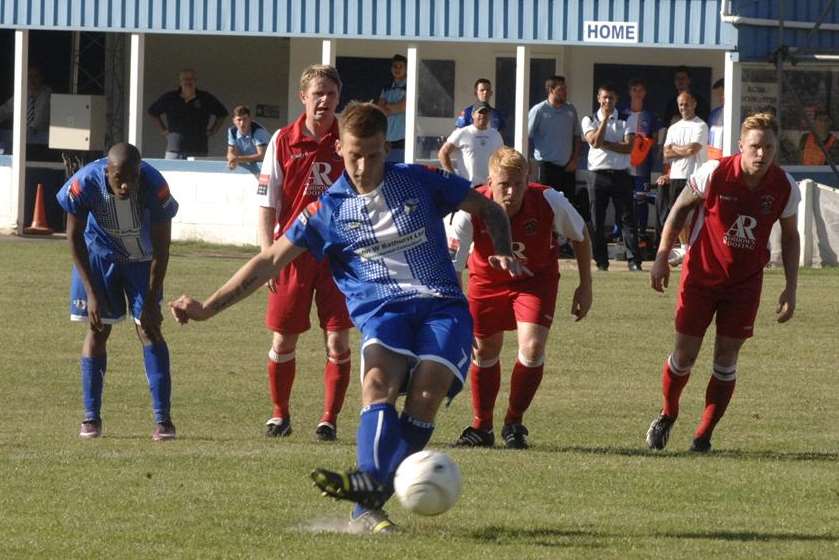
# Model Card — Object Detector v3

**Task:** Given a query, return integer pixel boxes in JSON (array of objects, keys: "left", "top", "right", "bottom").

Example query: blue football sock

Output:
[
  {"left": 143, "top": 342, "right": 171, "bottom": 424},
  {"left": 356, "top": 403, "right": 404, "bottom": 491},
  {"left": 399, "top": 413, "right": 435, "bottom": 456},
  {"left": 80, "top": 355, "right": 107, "bottom": 421}
]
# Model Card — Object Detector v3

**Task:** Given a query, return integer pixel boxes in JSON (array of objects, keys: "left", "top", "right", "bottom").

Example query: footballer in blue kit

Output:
[
  {"left": 170, "top": 102, "right": 523, "bottom": 533},
  {"left": 56, "top": 143, "right": 179, "bottom": 441}
]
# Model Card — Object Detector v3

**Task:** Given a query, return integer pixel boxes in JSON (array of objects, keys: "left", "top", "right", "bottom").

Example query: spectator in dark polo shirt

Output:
[{"left": 148, "top": 69, "right": 228, "bottom": 159}]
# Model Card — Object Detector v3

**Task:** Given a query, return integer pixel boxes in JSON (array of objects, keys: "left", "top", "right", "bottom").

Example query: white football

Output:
[{"left": 393, "top": 450, "right": 462, "bottom": 516}]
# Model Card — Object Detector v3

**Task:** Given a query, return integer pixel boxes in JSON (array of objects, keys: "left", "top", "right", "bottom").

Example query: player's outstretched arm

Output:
[
  {"left": 777, "top": 214, "right": 800, "bottom": 323},
  {"left": 457, "top": 189, "right": 528, "bottom": 277},
  {"left": 570, "top": 228, "right": 593, "bottom": 321},
  {"left": 169, "top": 236, "right": 306, "bottom": 324},
  {"left": 651, "top": 185, "right": 703, "bottom": 292}
]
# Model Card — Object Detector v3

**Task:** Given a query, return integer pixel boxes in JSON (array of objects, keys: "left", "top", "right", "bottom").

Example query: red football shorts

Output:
[
  {"left": 675, "top": 279, "right": 763, "bottom": 340},
  {"left": 265, "top": 252, "right": 353, "bottom": 334},
  {"left": 468, "top": 276, "right": 559, "bottom": 338}
]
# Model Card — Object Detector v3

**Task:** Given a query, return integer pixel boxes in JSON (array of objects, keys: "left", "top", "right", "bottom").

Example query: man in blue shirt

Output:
[
  {"left": 226, "top": 105, "right": 270, "bottom": 170},
  {"left": 56, "top": 143, "right": 179, "bottom": 441},
  {"left": 169, "top": 102, "right": 522, "bottom": 534},
  {"left": 528, "top": 76, "right": 588, "bottom": 223},
  {"left": 455, "top": 78, "right": 506, "bottom": 133},
  {"left": 377, "top": 54, "right": 407, "bottom": 163}
]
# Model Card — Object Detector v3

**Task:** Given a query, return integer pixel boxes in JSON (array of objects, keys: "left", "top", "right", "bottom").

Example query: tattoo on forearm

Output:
[{"left": 209, "top": 275, "right": 260, "bottom": 313}]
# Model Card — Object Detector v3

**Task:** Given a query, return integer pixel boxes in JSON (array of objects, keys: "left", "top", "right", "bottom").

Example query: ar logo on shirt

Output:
[
  {"left": 723, "top": 214, "right": 757, "bottom": 250},
  {"left": 305, "top": 162, "right": 334, "bottom": 197}
]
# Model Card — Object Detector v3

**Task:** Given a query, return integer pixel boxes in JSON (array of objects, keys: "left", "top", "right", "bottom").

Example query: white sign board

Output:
[{"left": 583, "top": 21, "right": 639, "bottom": 43}]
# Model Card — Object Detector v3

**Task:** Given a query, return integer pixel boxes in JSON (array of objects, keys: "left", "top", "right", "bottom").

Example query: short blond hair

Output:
[
  {"left": 741, "top": 112, "right": 778, "bottom": 137},
  {"left": 299, "top": 64, "right": 342, "bottom": 92},
  {"left": 489, "top": 147, "right": 528, "bottom": 176}
]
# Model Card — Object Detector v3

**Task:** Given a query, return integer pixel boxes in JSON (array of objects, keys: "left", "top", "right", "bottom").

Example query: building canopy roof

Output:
[{"left": 2, "top": 0, "right": 735, "bottom": 49}]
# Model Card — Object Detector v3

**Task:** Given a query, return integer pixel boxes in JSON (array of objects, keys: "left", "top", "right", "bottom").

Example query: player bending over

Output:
[
  {"left": 57, "top": 142, "right": 179, "bottom": 440},
  {"left": 169, "top": 102, "right": 522, "bottom": 533},
  {"left": 449, "top": 147, "right": 592, "bottom": 449},
  {"left": 646, "top": 113, "right": 800, "bottom": 453}
]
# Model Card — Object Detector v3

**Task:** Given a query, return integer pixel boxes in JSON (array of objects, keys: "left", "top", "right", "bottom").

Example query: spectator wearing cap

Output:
[
  {"left": 377, "top": 54, "right": 408, "bottom": 162},
  {"left": 707, "top": 78, "right": 725, "bottom": 160},
  {"left": 226, "top": 105, "right": 271, "bottom": 170},
  {"left": 438, "top": 101, "right": 505, "bottom": 186},
  {"left": 799, "top": 109, "right": 839, "bottom": 165},
  {"left": 528, "top": 75, "right": 588, "bottom": 222},
  {"left": 455, "top": 78, "right": 506, "bottom": 133}
]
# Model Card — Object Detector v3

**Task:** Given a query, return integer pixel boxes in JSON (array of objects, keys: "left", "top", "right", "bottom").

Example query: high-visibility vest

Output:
[{"left": 802, "top": 133, "right": 836, "bottom": 165}]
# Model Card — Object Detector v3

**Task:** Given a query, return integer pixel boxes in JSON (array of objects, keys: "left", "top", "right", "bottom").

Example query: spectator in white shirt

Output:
[
  {"left": 657, "top": 91, "right": 708, "bottom": 236},
  {"left": 582, "top": 83, "right": 642, "bottom": 272},
  {"left": 438, "top": 102, "right": 504, "bottom": 186}
]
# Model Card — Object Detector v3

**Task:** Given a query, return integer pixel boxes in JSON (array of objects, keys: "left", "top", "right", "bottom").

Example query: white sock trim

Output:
[
  {"left": 517, "top": 352, "right": 545, "bottom": 368},
  {"left": 268, "top": 349, "right": 295, "bottom": 363},
  {"left": 668, "top": 354, "right": 691, "bottom": 376},
  {"left": 472, "top": 355, "right": 499, "bottom": 368},
  {"left": 712, "top": 363, "right": 737, "bottom": 381}
]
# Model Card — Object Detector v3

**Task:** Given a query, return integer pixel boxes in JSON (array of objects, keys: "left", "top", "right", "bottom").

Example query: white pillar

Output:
[
  {"left": 514, "top": 45, "right": 531, "bottom": 155},
  {"left": 128, "top": 33, "right": 145, "bottom": 150},
  {"left": 723, "top": 51, "right": 741, "bottom": 157},
  {"left": 404, "top": 47, "right": 419, "bottom": 164},
  {"left": 11, "top": 30, "right": 29, "bottom": 234},
  {"left": 321, "top": 40, "right": 336, "bottom": 67},
  {"left": 797, "top": 179, "right": 815, "bottom": 267}
]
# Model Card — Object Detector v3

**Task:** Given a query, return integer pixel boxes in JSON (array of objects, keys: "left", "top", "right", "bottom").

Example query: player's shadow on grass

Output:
[
  {"left": 546, "top": 445, "right": 839, "bottom": 462},
  {"left": 661, "top": 529, "right": 839, "bottom": 543},
  {"left": 469, "top": 525, "right": 606, "bottom": 548}
]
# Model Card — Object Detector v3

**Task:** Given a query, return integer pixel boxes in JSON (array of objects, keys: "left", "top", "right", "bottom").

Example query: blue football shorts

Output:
[
  {"left": 69, "top": 254, "right": 155, "bottom": 324},
  {"left": 359, "top": 297, "right": 473, "bottom": 399}
]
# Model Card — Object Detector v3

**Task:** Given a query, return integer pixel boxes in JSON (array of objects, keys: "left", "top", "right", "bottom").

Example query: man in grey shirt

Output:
[{"left": 528, "top": 76, "right": 588, "bottom": 222}]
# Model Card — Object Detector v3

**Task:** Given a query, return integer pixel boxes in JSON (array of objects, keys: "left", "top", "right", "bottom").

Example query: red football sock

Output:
[
  {"left": 504, "top": 358, "right": 544, "bottom": 426},
  {"left": 321, "top": 350, "right": 351, "bottom": 425},
  {"left": 694, "top": 371, "right": 736, "bottom": 441},
  {"left": 470, "top": 360, "right": 501, "bottom": 431},
  {"left": 661, "top": 355, "right": 691, "bottom": 419},
  {"left": 267, "top": 350, "right": 295, "bottom": 419}
]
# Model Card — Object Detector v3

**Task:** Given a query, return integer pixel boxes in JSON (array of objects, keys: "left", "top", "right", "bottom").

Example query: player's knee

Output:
[
  {"left": 671, "top": 349, "right": 698, "bottom": 371},
  {"left": 325, "top": 331, "right": 351, "bottom": 356},
  {"left": 327, "top": 349, "right": 351, "bottom": 365},
  {"left": 271, "top": 335, "right": 297, "bottom": 355},
  {"left": 362, "top": 368, "right": 400, "bottom": 403}
]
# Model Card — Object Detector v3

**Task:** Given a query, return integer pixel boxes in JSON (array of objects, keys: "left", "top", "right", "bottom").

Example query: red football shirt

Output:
[
  {"left": 683, "top": 154, "right": 800, "bottom": 289},
  {"left": 448, "top": 183, "right": 586, "bottom": 291},
  {"left": 255, "top": 113, "right": 344, "bottom": 238}
]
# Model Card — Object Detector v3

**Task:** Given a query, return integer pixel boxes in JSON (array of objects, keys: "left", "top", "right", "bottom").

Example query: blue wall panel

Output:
[{"left": 1, "top": 0, "right": 735, "bottom": 48}]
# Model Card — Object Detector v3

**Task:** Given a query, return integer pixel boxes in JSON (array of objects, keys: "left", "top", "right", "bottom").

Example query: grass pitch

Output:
[{"left": 1, "top": 235, "right": 837, "bottom": 559}]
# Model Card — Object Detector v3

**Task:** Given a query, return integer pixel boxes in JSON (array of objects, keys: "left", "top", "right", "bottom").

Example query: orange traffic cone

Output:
[{"left": 24, "top": 183, "right": 54, "bottom": 235}]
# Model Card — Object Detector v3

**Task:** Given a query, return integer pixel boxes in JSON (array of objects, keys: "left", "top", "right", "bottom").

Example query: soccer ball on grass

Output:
[{"left": 393, "top": 450, "right": 462, "bottom": 516}]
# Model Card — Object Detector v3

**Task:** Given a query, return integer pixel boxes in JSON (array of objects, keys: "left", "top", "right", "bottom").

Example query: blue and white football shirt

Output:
[
  {"left": 285, "top": 163, "right": 471, "bottom": 329},
  {"left": 56, "top": 158, "right": 179, "bottom": 263}
]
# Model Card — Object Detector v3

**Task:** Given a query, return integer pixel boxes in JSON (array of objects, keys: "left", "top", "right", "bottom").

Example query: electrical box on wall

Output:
[{"left": 49, "top": 94, "right": 107, "bottom": 151}]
